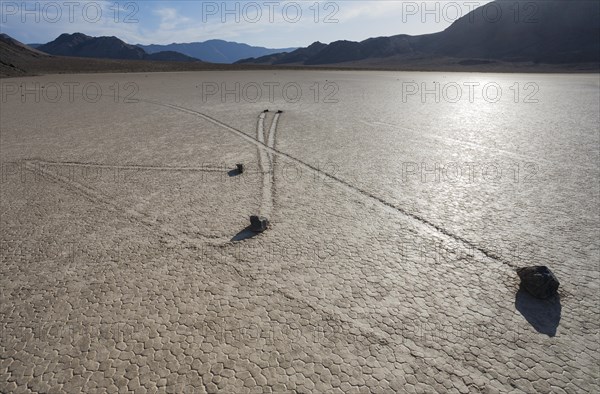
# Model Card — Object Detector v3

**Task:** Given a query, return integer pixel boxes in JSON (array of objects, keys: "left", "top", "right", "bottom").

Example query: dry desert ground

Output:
[{"left": 1, "top": 71, "right": 599, "bottom": 393}]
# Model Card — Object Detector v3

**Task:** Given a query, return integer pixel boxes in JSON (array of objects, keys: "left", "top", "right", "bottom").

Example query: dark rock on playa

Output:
[
  {"left": 517, "top": 266, "right": 560, "bottom": 299},
  {"left": 250, "top": 216, "right": 269, "bottom": 232},
  {"left": 236, "top": 164, "right": 244, "bottom": 174}
]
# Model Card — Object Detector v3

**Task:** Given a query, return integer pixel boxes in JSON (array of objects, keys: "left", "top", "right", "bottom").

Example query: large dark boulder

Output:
[{"left": 517, "top": 266, "right": 560, "bottom": 299}]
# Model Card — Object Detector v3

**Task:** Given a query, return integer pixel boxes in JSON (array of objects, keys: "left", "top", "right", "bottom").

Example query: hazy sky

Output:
[{"left": 1, "top": 0, "right": 493, "bottom": 47}]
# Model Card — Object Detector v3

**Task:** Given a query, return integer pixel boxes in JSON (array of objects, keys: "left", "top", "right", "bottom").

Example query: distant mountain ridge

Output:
[
  {"left": 237, "top": 0, "right": 600, "bottom": 66},
  {"left": 38, "top": 33, "right": 201, "bottom": 62},
  {"left": 137, "top": 40, "right": 297, "bottom": 64}
]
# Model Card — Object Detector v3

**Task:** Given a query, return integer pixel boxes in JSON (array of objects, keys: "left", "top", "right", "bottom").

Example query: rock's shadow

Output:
[
  {"left": 231, "top": 226, "right": 258, "bottom": 242},
  {"left": 515, "top": 287, "right": 561, "bottom": 337}
]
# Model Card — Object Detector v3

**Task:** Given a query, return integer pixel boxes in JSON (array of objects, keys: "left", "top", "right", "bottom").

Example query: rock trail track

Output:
[{"left": 135, "top": 98, "right": 518, "bottom": 269}]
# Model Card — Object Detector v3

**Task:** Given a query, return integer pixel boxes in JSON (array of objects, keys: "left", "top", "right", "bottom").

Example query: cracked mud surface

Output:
[{"left": 1, "top": 71, "right": 599, "bottom": 393}]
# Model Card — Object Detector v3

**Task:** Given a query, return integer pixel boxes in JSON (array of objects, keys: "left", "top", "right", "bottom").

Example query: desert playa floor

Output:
[{"left": 1, "top": 71, "right": 598, "bottom": 393}]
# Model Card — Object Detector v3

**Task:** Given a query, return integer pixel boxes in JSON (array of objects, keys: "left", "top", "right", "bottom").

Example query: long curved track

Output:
[{"left": 137, "top": 98, "right": 516, "bottom": 268}]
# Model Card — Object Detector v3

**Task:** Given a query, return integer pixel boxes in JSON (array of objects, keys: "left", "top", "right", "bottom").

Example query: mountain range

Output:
[
  {"left": 2, "top": 0, "right": 599, "bottom": 77},
  {"left": 36, "top": 33, "right": 200, "bottom": 62},
  {"left": 137, "top": 40, "right": 297, "bottom": 64},
  {"left": 30, "top": 35, "right": 297, "bottom": 64},
  {"left": 237, "top": 0, "right": 600, "bottom": 66},
  {"left": 0, "top": 34, "right": 245, "bottom": 78}
]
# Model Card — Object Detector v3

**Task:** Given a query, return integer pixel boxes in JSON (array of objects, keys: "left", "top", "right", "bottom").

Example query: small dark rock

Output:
[
  {"left": 263, "top": 109, "right": 269, "bottom": 113},
  {"left": 250, "top": 216, "right": 269, "bottom": 232},
  {"left": 276, "top": 110, "right": 283, "bottom": 114},
  {"left": 236, "top": 164, "right": 244, "bottom": 174},
  {"left": 517, "top": 266, "right": 560, "bottom": 299}
]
